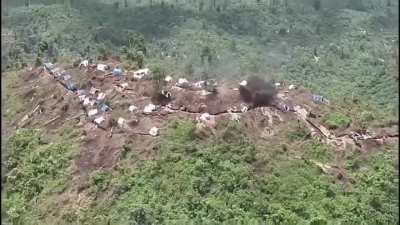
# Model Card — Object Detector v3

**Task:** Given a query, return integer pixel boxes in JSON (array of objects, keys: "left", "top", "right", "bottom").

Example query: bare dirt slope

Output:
[{"left": 6, "top": 60, "right": 398, "bottom": 187}]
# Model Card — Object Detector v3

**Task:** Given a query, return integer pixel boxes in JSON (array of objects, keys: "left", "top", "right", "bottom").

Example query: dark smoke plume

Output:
[{"left": 239, "top": 76, "right": 277, "bottom": 107}]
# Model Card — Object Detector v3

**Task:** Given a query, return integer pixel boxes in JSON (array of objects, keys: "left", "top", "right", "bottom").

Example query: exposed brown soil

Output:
[{"left": 9, "top": 60, "right": 397, "bottom": 189}]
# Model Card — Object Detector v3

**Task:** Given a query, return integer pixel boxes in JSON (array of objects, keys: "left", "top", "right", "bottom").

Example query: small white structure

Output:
[
  {"left": 241, "top": 105, "right": 248, "bottom": 113},
  {"left": 199, "top": 113, "right": 211, "bottom": 122},
  {"left": 177, "top": 78, "right": 189, "bottom": 87},
  {"left": 97, "top": 92, "right": 106, "bottom": 101},
  {"left": 161, "top": 90, "right": 172, "bottom": 98},
  {"left": 97, "top": 64, "right": 108, "bottom": 71},
  {"left": 275, "top": 82, "right": 281, "bottom": 87},
  {"left": 165, "top": 75, "right": 173, "bottom": 82},
  {"left": 78, "top": 95, "right": 86, "bottom": 102},
  {"left": 121, "top": 83, "right": 129, "bottom": 88},
  {"left": 80, "top": 60, "right": 89, "bottom": 67},
  {"left": 88, "top": 109, "right": 98, "bottom": 117},
  {"left": 128, "top": 105, "right": 138, "bottom": 113},
  {"left": 239, "top": 80, "right": 247, "bottom": 86},
  {"left": 83, "top": 97, "right": 91, "bottom": 106},
  {"left": 143, "top": 104, "right": 157, "bottom": 114},
  {"left": 288, "top": 84, "right": 296, "bottom": 90},
  {"left": 133, "top": 68, "right": 151, "bottom": 80},
  {"left": 94, "top": 116, "right": 105, "bottom": 125},
  {"left": 117, "top": 117, "right": 126, "bottom": 127},
  {"left": 194, "top": 81, "right": 205, "bottom": 88},
  {"left": 200, "top": 90, "right": 211, "bottom": 96},
  {"left": 149, "top": 127, "right": 159, "bottom": 136}
]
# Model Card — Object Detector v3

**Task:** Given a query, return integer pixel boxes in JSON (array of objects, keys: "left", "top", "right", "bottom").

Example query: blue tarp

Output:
[
  {"left": 312, "top": 94, "right": 325, "bottom": 103},
  {"left": 112, "top": 68, "right": 123, "bottom": 76},
  {"left": 66, "top": 81, "right": 77, "bottom": 91},
  {"left": 99, "top": 102, "right": 110, "bottom": 112},
  {"left": 44, "top": 63, "right": 55, "bottom": 70},
  {"left": 63, "top": 74, "right": 72, "bottom": 81}
]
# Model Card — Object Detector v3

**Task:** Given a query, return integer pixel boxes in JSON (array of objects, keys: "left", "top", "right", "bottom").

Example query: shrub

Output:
[{"left": 322, "top": 112, "right": 351, "bottom": 130}]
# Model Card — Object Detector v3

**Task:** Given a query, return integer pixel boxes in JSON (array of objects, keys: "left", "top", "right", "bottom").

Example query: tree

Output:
[
  {"left": 313, "top": 0, "right": 321, "bottom": 11},
  {"left": 199, "top": 0, "right": 204, "bottom": 11},
  {"left": 127, "top": 32, "right": 147, "bottom": 55},
  {"left": 25, "top": 0, "right": 30, "bottom": 8},
  {"left": 124, "top": 0, "right": 128, "bottom": 7},
  {"left": 201, "top": 46, "right": 213, "bottom": 65}
]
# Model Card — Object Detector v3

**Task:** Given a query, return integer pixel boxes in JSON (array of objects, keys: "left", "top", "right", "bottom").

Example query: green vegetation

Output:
[
  {"left": 322, "top": 112, "right": 352, "bottom": 130},
  {"left": 83, "top": 122, "right": 399, "bottom": 224},
  {"left": 3, "top": 128, "right": 81, "bottom": 225}
]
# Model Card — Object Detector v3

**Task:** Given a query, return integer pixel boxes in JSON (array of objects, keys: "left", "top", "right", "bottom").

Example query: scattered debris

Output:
[
  {"left": 128, "top": 105, "right": 138, "bottom": 113},
  {"left": 143, "top": 103, "right": 157, "bottom": 114},
  {"left": 149, "top": 127, "right": 159, "bottom": 136}
]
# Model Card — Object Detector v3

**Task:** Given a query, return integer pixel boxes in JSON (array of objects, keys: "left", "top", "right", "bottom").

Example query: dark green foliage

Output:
[
  {"left": 322, "top": 112, "right": 352, "bottom": 130},
  {"left": 3, "top": 128, "right": 80, "bottom": 224},
  {"left": 287, "top": 126, "right": 311, "bottom": 142},
  {"left": 79, "top": 121, "right": 396, "bottom": 225}
]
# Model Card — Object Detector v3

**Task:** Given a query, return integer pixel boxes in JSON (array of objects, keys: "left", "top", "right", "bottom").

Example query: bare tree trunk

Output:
[{"left": 124, "top": 0, "right": 128, "bottom": 7}]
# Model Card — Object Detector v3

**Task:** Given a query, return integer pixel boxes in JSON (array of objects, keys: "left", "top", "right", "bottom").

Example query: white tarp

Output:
[
  {"left": 165, "top": 75, "right": 173, "bottom": 82},
  {"left": 117, "top": 117, "right": 126, "bottom": 127},
  {"left": 94, "top": 116, "right": 105, "bottom": 125},
  {"left": 133, "top": 68, "right": 150, "bottom": 80},
  {"left": 97, "top": 92, "right": 106, "bottom": 101},
  {"left": 149, "top": 127, "right": 159, "bottom": 136},
  {"left": 80, "top": 60, "right": 89, "bottom": 67},
  {"left": 97, "top": 64, "right": 108, "bottom": 71},
  {"left": 128, "top": 105, "right": 138, "bottom": 113},
  {"left": 143, "top": 104, "right": 157, "bottom": 114},
  {"left": 88, "top": 109, "right": 98, "bottom": 117},
  {"left": 239, "top": 80, "right": 247, "bottom": 86}
]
